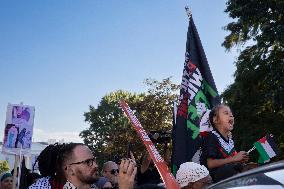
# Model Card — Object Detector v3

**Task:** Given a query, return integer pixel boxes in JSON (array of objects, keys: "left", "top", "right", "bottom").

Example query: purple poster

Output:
[{"left": 3, "top": 104, "right": 35, "bottom": 151}]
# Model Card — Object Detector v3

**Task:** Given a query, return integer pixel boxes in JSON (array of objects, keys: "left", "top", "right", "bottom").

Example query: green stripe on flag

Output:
[
  {"left": 258, "top": 155, "right": 264, "bottom": 164},
  {"left": 258, "top": 155, "right": 270, "bottom": 164},
  {"left": 254, "top": 141, "right": 270, "bottom": 162},
  {"left": 172, "top": 164, "right": 177, "bottom": 177}
]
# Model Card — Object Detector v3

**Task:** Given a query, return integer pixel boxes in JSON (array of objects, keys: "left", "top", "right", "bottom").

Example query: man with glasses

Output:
[
  {"left": 29, "top": 143, "right": 99, "bottom": 189},
  {"left": 64, "top": 144, "right": 99, "bottom": 188},
  {"left": 96, "top": 161, "right": 119, "bottom": 189},
  {"left": 29, "top": 143, "right": 137, "bottom": 189}
]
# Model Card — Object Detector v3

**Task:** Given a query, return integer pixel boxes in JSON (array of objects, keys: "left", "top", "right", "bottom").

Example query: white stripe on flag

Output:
[{"left": 262, "top": 140, "right": 276, "bottom": 158}]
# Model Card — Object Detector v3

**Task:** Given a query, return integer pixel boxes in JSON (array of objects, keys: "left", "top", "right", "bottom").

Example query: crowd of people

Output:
[{"left": 0, "top": 104, "right": 256, "bottom": 189}]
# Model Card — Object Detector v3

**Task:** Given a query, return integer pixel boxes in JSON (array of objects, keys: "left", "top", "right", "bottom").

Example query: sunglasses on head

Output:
[{"left": 108, "top": 169, "right": 119, "bottom": 175}]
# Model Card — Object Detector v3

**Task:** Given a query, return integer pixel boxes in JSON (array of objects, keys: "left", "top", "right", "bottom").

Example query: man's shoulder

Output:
[{"left": 28, "top": 177, "right": 51, "bottom": 189}]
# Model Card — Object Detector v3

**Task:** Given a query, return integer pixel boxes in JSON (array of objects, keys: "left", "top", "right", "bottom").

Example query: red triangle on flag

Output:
[{"left": 259, "top": 136, "right": 267, "bottom": 143}]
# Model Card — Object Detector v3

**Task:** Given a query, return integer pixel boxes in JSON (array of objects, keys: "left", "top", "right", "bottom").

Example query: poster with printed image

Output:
[{"left": 3, "top": 104, "right": 35, "bottom": 151}]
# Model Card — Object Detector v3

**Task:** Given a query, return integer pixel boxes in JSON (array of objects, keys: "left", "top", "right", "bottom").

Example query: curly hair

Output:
[
  {"left": 36, "top": 142, "right": 85, "bottom": 183},
  {"left": 37, "top": 143, "right": 63, "bottom": 177}
]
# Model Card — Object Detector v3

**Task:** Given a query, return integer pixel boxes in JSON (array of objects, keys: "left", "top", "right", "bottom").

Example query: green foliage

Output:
[
  {"left": 140, "top": 77, "right": 179, "bottom": 132},
  {"left": 0, "top": 160, "right": 10, "bottom": 174},
  {"left": 80, "top": 77, "right": 179, "bottom": 165},
  {"left": 223, "top": 0, "right": 284, "bottom": 50},
  {"left": 222, "top": 0, "right": 284, "bottom": 161},
  {"left": 80, "top": 90, "right": 144, "bottom": 166}
]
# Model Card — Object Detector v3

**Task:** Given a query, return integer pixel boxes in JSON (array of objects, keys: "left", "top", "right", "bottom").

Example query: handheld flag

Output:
[
  {"left": 171, "top": 9, "right": 220, "bottom": 175},
  {"left": 254, "top": 134, "right": 280, "bottom": 164},
  {"left": 120, "top": 100, "right": 180, "bottom": 189}
]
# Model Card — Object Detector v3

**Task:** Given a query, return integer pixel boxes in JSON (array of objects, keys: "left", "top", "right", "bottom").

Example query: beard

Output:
[{"left": 77, "top": 168, "right": 99, "bottom": 184}]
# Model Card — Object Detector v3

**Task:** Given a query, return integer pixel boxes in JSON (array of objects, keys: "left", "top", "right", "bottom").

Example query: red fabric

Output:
[
  {"left": 258, "top": 136, "right": 267, "bottom": 144},
  {"left": 49, "top": 178, "right": 64, "bottom": 189},
  {"left": 187, "top": 61, "right": 196, "bottom": 73},
  {"left": 219, "top": 147, "right": 237, "bottom": 159},
  {"left": 200, "top": 131, "right": 209, "bottom": 137}
]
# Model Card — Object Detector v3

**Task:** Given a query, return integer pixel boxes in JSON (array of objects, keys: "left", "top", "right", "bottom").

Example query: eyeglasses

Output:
[
  {"left": 69, "top": 157, "right": 96, "bottom": 167},
  {"left": 107, "top": 169, "right": 119, "bottom": 175}
]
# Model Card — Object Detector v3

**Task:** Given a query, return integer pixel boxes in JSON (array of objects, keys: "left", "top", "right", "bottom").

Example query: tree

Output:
[
  {"left": 80, "top": 77, "right": 179, "bottom": 165},
  {"left": 138, "top": 77, "right": 179, "bottom": 133},
  {"left": 0, "top": 160, "right": 10, "bottom": 174},
  {"left": 222, "top": 0, "right": 284, "bottom": 160},
  {"left": 80, "top": 90, "right": 144, "bottom": 166}
]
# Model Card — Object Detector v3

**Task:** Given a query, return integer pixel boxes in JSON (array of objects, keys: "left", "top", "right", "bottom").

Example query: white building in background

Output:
[
  {"left": 47, "top": 139, "right": 65, "bottom": 145},
  {"left": 0, "top": 142, "right": 48, "bottom": 171},
  {"left": 47, "top": 139, "right": 56, "bottom": 145}
]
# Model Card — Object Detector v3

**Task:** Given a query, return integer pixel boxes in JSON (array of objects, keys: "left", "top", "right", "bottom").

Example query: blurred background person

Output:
[
  {"left": 96, "top": 161, "right": 119, "bottom": 189},
  {"left": 0, "top": 172, "right": 13, "bottom": 189},
  {"left": 136, "top": 153, "right": 161, "bottom": 186}
]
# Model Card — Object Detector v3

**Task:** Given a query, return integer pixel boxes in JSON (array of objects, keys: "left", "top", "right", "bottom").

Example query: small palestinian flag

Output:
[{"left": 254, "top": 134, "right": 280, "bottom": 164}]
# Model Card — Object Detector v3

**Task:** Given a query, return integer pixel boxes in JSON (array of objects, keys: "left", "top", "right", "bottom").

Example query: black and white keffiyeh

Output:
[
  {"left": 28, "top": 177, "right": 98, "bottom": 189},
  {"left": 211, "top": 130, "right": 235, "bottom": 154}
]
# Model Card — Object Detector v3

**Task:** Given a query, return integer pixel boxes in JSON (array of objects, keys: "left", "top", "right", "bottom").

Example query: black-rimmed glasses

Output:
[{"left": 69, "top": 157, "right": 96, "bottom": 167}]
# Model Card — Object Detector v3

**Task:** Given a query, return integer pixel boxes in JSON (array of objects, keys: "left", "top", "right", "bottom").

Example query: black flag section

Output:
[
  {"left": 19, "top": 157, "right": 29, "bottom": 189},
  {"left": 171, "top": 11, "right": 220, "bottom": 175}
]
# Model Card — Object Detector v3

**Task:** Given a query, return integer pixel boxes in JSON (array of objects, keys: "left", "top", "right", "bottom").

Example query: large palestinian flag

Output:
[{"left": 171, "top": 11, "right": 220, "bottom": 175}]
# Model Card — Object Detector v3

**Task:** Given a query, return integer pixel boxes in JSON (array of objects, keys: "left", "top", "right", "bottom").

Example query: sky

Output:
[{"left": 0, "top": 0, "right": 238, "bottom": 143}]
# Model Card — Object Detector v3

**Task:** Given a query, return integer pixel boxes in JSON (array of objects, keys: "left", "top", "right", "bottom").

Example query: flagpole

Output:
[
  {"left": 17, "top": 144, "right": 23, "bottom": 189},
  {"left": 247, "top": 146, "right": 256, "bottom": 154},
  {"left": 12, "top": 155, "right": 19, "bottom": 189},
  {"left": 185, "top": 6, "right": 192, "bottom": 19}
]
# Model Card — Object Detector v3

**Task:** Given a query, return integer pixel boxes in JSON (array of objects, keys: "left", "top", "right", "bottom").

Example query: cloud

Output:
[{"left": 32, "top": 128, "right": 83, "bottom": 143}]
